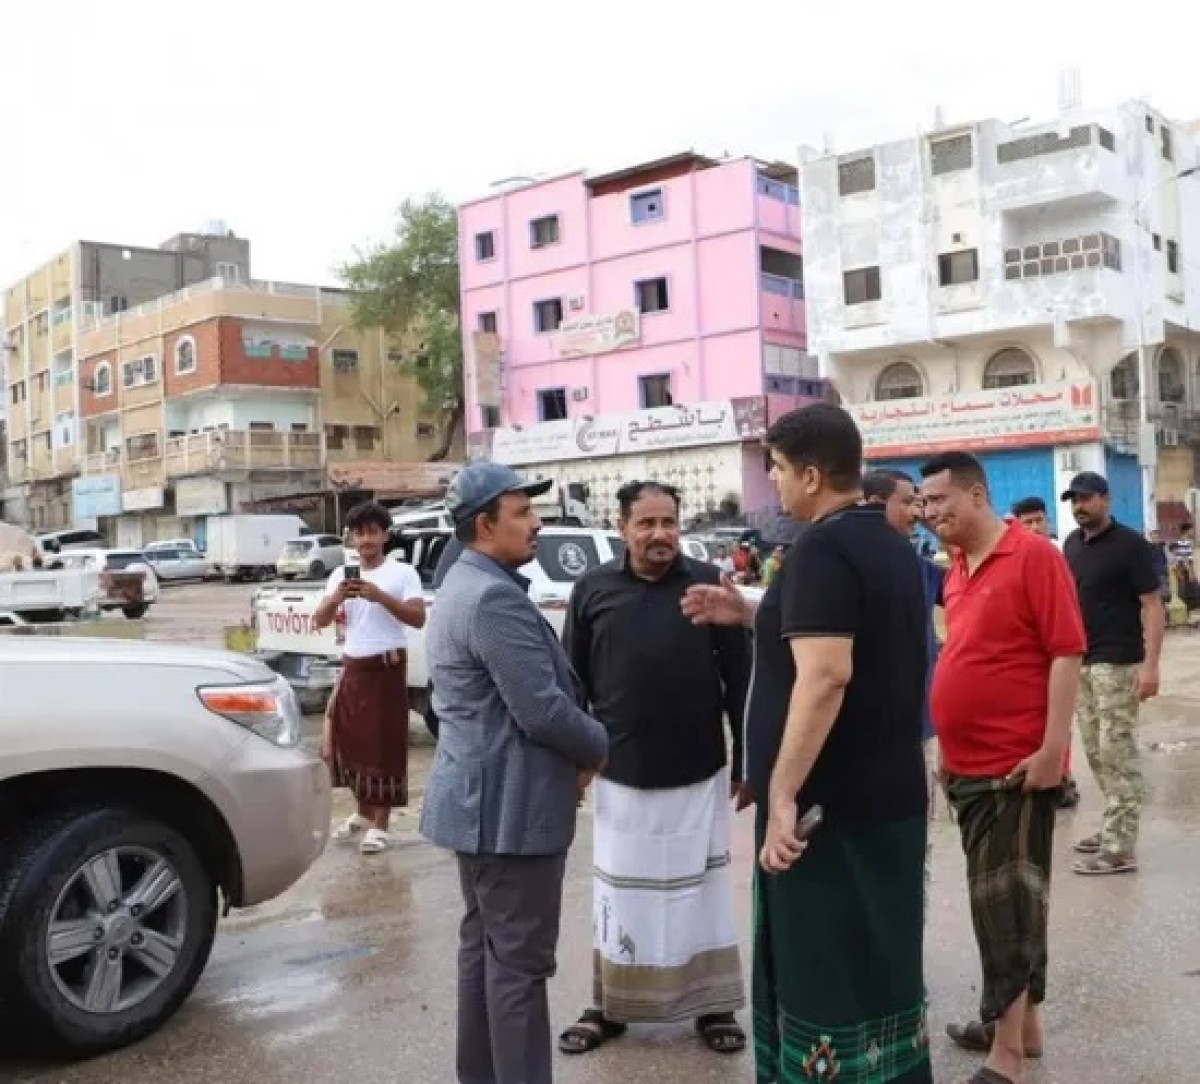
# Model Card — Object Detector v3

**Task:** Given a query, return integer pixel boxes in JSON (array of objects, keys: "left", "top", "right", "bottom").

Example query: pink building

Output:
[{"left": 459, "top": 152, "right": 822, "bottom": 525}]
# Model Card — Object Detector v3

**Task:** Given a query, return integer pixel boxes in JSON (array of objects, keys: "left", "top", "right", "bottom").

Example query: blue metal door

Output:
[{"left": 1103, "top": 450, "right": 1144, "bottom": 532}]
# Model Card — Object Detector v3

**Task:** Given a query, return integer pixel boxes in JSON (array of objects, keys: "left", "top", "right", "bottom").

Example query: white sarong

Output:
[{"left": 592, "top": 767, "right": 745, "bottom": 1023}]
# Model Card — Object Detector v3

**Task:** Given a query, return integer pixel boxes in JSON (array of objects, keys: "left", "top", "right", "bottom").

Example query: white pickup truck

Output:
[{"left": 249, "top": 526, "right": 627, "bottom": 712}]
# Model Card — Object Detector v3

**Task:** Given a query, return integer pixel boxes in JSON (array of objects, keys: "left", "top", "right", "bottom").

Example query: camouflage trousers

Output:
[{"left": 1076, "top": 662, "right": 1144, "bottom": 855}]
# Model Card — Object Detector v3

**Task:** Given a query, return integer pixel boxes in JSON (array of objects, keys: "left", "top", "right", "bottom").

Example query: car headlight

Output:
[{"left": 198, "top": 677, "right": 302, "bottom": 747}]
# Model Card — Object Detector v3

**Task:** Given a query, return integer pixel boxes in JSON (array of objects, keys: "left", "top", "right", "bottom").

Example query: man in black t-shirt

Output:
[
  {"left": 1062, "top": 472, "right": 1165, "bottom": 875},
  {"left": 682, "top": 403, "right": 931, "bottom": 1084}
]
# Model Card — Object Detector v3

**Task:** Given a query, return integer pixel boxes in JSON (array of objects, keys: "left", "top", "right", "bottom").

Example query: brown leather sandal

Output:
[{"left": 946, "top": 1020, "right": 1042, "bottom": 1058}]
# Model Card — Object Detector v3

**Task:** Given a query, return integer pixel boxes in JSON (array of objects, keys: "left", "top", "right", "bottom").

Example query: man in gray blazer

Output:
[{"left": 421, "top": 461, "right": 609, "bottom": 1084}]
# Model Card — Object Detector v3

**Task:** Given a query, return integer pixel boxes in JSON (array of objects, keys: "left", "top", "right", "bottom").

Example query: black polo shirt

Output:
[
  {"left": 562, "top": 554, "right": 752, "bottom": 790},
  {"left": 744, "top": 504, "right": 928, "bottom": 822},
  {"left": 1063, "top": 520, "right": 1159, "bottom": 665}
]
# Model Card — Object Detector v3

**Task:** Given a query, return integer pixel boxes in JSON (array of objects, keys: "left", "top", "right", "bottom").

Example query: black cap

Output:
[
  {"left": 1060, "top": 471, "right": 1109, "bottom": 502},
  {"left": 445, "top": 461, "right": 554, "bottom": 524}
]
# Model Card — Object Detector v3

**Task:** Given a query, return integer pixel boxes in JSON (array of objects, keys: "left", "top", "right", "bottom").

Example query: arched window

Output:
[
  {"left": 1110, "top": 353, "right": 1139, "bottom": 400},
  {"left": 874, "top": 361, "right": 924, "bottom": 401},
  {"left": 1158, "top": 346, "right": 1185, "bottom": 403},
  {"left": 982, "top": 347, "right": 1037, "bottom": 389},
  {"left": 93, "top": 362, "right": 112, "bottom": 396},
  {"left": 175, "top": 335, "right": 197, "bottom": 375}
]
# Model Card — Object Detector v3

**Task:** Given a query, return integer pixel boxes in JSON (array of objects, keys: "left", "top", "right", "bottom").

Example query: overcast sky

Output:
[{"left": 3, "top": 0, "right": 1198, "bottom": 289}]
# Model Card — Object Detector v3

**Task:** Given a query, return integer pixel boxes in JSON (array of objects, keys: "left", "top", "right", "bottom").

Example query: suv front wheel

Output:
[{"left": 0, "top": 806, "right": 218, "bottom": 1057}]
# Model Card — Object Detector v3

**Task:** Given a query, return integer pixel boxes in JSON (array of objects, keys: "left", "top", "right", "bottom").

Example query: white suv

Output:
[{"left": 0, "top": 639, "right": 331, "bottom": 1057}]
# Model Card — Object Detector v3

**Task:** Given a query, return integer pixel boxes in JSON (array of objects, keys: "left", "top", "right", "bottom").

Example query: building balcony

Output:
[
  {"left": 82, "top": 449, "right": 122, "bottom": 476},
  {"left": 164, "top": 429, "right": 323, "bottom": 477},
  {"left": 755, "top": 180, "right": 801, "bottom": 240},
  {"left": 991, "top": 124, "right": 1126, "bottom": 214},
  {"left": 998, "top": 236, "right": 1126, "bottom": 326},
  {"left": 760, "top": 274, "right": 805, "bottom": 334}
]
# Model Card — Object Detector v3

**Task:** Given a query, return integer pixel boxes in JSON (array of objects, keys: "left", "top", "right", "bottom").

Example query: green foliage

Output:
[{"left": 341, "top": 194, "right": 464, "bottom": 460}]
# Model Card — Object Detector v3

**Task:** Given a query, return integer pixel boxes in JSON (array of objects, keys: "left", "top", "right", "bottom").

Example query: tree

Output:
[{"left": 341, "top": 194, "right": 464, "bottom": 461}]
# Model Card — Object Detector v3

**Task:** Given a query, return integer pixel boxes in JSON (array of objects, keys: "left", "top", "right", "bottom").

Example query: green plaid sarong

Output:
[{"left": 751, "top": 807, "right": 931, "bottom": 1083}]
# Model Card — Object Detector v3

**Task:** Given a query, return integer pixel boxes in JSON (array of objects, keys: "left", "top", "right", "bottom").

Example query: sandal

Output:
[
  {"left": 1073, "top": 850, "right": 1137, "bottom": 875},
  {"left": 333, "top": 813, "right": 370, "bottom": 841},
  {"left": 360, "top": 828, "right": 390, "bottom": 855},
  {"left": 961, "top": 1069, "right": 1017, "bottom": 1084},
  {"left": 946, "top": 1020, "right": 1042, "bottom": 1058},
  {"left": 696, "top": 1013, "right": 746, "bottom": 1054},
  {"left": 558, "top": 1009, "right": 626, "bottom": 1054},
  {"left": 1073, "top": 832, "right": 1102, "bottom": 854}
]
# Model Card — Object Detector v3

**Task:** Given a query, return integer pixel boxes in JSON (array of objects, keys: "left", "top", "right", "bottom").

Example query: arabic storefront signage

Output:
[
  {"left": 71, "top": 475, "right": 122, "bottom": 520},
  {"left": 491, "top": 397, "right": 768, "bottom": 466},
  {"left": 327, "top": 461, "right": 461, "bottom": 497},
  {"left": 557, "top": 309, "right": 640, "bottom": 358},
  {"left": 122, "top": 487, "right": 165, "bottom": 513},
  {"left": 848, "top": 382, "right": 1101, "bottom": 458},
  {"left": 175, "top": 477, "right": 229, "bottom": 517}
]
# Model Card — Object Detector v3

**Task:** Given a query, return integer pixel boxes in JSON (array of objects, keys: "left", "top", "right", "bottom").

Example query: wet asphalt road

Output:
[{"left": 7, "top": 582, "right": 1200, "bottom": 1083}]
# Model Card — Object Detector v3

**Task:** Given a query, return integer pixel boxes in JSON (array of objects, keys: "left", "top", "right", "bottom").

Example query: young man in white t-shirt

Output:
[{"left": 313, "top": 501, "right": 425, "bottom": 854}]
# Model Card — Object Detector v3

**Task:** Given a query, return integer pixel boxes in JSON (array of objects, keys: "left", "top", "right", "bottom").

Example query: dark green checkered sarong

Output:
[{"left": 752, "top": 807, "right": 931, "bottom": 1084}]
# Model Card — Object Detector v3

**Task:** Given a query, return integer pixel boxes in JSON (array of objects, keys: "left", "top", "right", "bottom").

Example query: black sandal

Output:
[
  {"left": 696, "top": 1013, "right": 746, "bottom": 1054},
  {"left": 947, "top": 1020, "right": 1042, "bottom": 1058},
  {"left": 558, "top": 1009, "right": 626, "bottom": 1054}
]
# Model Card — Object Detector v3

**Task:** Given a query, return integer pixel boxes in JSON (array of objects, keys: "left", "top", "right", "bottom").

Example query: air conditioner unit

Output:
[
  {"left": 568, "top": 295, "right": 586, "bottom": 312},
  {"left": 1058, "top": 450, "right": 1082, "bottom": 471},
  {"left": 571, "top": 387, "right": 590, "bottom": 402}
]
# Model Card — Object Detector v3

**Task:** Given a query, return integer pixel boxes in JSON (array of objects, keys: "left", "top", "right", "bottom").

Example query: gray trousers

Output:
[{"left": 456, "top": 852, "right": 567, "bottom": 1084}]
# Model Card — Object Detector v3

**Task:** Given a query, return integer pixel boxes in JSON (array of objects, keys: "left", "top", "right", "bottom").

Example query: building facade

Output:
[
  {"left": 802, "top": 100, "right": 1200, "bottom": 536},
  {"left": 458, "top": 152, "right": 822, "bottom": 525},
  {"left": 2, "top": 229, "right": 251, "bottom": 528},
  {"left": 73, "top": 278, "right": 451, "bottom": 546}
]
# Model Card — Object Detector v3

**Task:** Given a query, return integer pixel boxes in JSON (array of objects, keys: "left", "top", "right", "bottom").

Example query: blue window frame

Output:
[{"left": 630, "top": 189, "right": 665, "bottom": 224}]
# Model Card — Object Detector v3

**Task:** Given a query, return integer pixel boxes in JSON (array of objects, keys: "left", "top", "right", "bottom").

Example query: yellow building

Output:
[{"left": 3, "top": 232, "right": 462, "bottom": 538}]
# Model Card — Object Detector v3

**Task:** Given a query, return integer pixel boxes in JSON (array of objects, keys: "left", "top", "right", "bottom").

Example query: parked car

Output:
[
  {"left": 0, "top": 638, "right": 331, "bottom": 1056},
  {"left": 143, "top": 545, "right": 216, "bottom": 583},
  {"left": 59, "top": 548, "right": 159, "bottom": 618},
  {"left": 36, "top": 528, "right": 106, "bottom": 555},
  {"left": 276, "top": 534, "right": 345, "bottom": 581}
]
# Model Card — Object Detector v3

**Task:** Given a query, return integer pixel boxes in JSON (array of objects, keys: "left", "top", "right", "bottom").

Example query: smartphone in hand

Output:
[
  {"left": 343, "top": 566, "right": 361, "bottom": 581},
  {"left": 796, "top": 804, "right": 824, "bottom": 841}
]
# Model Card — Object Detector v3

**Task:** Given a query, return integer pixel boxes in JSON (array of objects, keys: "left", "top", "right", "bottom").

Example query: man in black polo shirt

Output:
[
  {"left": 558, "top": 481, "right": 751, "bottom": 1057},
  {"left": 1062, "top": 471, "right": 1165, "bottom": 875},
  {"left": 682, "top": 404, "right": 931, "bottom": 1084}
]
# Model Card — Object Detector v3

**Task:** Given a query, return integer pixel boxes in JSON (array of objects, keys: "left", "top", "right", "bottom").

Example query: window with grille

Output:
[
  {"left": 325, "top": 424, "right": 348, "bottom": 450},
  {"left": 1159, "top": 349, "right": 1185, "bottom": 402},
  {"left": 1002, "top": 232, "right": 1121, "bottom": 280},
  {"left": 983, "top": 348, "right": 1036, "bottom": 389},
  {"left": 837, "top": 156, "right": 876, "bottom": 196},
  {"left": 1111, "top": 355, "right": 1139, "bottom": 400},
  {"left": 353, "top": 425, "right": 380, "bottom": 451},
  {"left": 530, "top": 215, "right": 560, "bottom": 248},
  {"left": 843, "top": 266, "right": 882, "bottom": 305},
  {"left": 122, "top": 355, "right": 158, "bottom": 388},
  {"left": 639, "top": 373, "right": 673, "bottom": 408},
  {"left": 938, "top": 249, "right": 979, "bottom": 286},
  {"left": 332, "top": 349, "right": 359, "bottom": 372},
  {"left": 997, "top": 125, "right": 1094, "bottom": 164},
  {"left": 533, "top": 298, "right": 564, "bottom": 333},
  {"left": 931, "top": 134, "right": 973, "bottom": 175},
  {"left": 125, "top": 432, "right": 161, "bottom": 461},
  {"left": 874, "top": 362, "right": 923, "bottom": 401},
  {"left": 635, "top": 277, "right": 670, "bottom": 314},
  {"left": 537, "top": 387, "right": 568, "bottom": 421}
]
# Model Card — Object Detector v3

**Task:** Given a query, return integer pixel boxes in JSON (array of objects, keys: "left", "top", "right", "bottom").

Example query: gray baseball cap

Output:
[{"left": 445, "top": 461, "right": 553, "bottom": 524}]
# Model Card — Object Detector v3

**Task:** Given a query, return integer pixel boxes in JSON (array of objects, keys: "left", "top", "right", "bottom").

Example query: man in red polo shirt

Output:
[{"left": 920, "top": 451, "right": 1085, "bottom": 1084}]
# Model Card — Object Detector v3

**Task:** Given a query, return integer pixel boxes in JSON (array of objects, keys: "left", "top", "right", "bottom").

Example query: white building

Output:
[{"left": 801, "top": 99, "right": 1200, "bottom": 536}]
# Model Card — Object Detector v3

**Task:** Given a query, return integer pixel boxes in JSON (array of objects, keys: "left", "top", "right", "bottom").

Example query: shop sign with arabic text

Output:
[{"left": 848, "top": 382, "right": 1100, "bottom": 457}]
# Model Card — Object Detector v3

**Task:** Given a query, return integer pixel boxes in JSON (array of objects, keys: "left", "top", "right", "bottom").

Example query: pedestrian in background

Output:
[
  {"left": 761, "top": 544, "right": 785, "bottom": 586},
  {"left": 559, "top": 480, "right": 750, "bottom": 1057},
  {"left": 1062, "top": 471, "right": 1165, "bottom": 876},
  {"left": 863, "top": 468, "right": 944, "bottom": 884},
  {"left": 685, "top": 404, "right": 932, "bottom": 1084},
  {"left": 421, "top": 462, "right": 609, "bottom": 1084},
  {"left": 312, "top": 501, "right": 426, "bottom": 856},
  {"left": 921, "top": 452, "right": 1084, "bottom": 1084}
]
